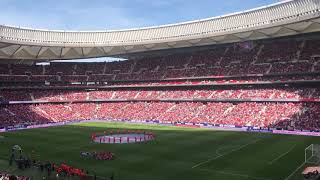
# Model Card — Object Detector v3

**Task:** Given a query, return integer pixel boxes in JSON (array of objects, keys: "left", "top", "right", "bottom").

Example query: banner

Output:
[
  {"left": 273, "top": 130, "right": 320, "bottom": 137},
  {"left": 2, "top": 119, "right": 320, "bottom": 137}
]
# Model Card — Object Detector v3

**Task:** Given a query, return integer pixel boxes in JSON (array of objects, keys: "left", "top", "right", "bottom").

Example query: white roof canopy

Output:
[{"left": 0, "top": 0, "right": 320, "bottom": 61}]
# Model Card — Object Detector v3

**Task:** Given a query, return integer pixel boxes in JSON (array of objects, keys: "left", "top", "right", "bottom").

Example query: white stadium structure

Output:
[{"left": 0, "top": 0, "right": 320, "bottom": 60}]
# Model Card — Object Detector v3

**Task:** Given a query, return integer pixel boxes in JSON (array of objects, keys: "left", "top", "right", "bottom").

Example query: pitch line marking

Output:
[
  {"left": 268, "top": 144, "right": 296, "bottom": 165},
  {"left": 215, "top": 145, "right": 241, "bottom": 156},
  {"left": 199, "top": 168, "right": 271, "bottom": 180},
  {"left": 215, "top": 147, "right": 224, "bottom": 156},
  {"left": 284, "top": 161, "right": 306, "bottom": 180},
  {"left": 96, "top": 175, "right": 110, "bottom": 180},
  {"left": 192, "top": 138, "right": 261, "bottom": 169}
]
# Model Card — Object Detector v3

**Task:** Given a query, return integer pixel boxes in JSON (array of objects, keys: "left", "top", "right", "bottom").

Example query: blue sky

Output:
[{"left": 2, "top": 0, "right": 279, "bottom": 31}]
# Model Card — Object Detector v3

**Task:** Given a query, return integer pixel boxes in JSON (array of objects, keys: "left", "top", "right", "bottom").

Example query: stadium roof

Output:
[{"left": 0, "top": 0, "right": 320, "bottom": 61}]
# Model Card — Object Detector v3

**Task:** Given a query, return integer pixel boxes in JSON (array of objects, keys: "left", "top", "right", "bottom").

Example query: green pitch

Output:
[{"left": 0, "top": 122, "right": 319, "bottom": 180}]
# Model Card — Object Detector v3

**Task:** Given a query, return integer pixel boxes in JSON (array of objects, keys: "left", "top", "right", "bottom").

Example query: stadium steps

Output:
[
  {"left": 8, "top": 66, "right": 12, "bottom": 75},
  {"left": 156, "top": 104, "right": 177, "bottom": 120},
  {"left": 111, "top": 92, "right": 116, "bottom": 99},
  {"left": 269, "top": 92, "right": 277, "bottom": 99},
  {"left": 134, "top": 92, "right": 140, "bottom": 99},
  {"left": 108, "top": 74, "right": 115, "bottom": 80},
  {"left": 252, "top": 44, "right": 264, "bottom": 65},
  {"left": 74, "top": 64, "right": 78, "bottom": 73},
  {"left": 258, "top": 106, "right": 267, "bottom": 119},
  {"left": 184, "top": 56, "right": 193, "bottom": 68},
  {"left": 86, "top": 92, "right": 90, "bottom": 100},
  {"left": 208, "top": 92, "right": 217, "bottom": 99},
  {"left": 42, "top": 66, "right": 45, "bottom": 75},
  {"left": 224, "top": 106, "right": 235, "bottom": 115},
  {"left": 223, "top": 47, "right": 230, "bottom": 55},
  {"left": 30, "top": 93, "right": 35, "bottom": 101},
  {"left": 309, "top": 89, "right": 317, "bottom": 98},
  {"left": 151, "top": 65, "right": 159, "bottom": 72},
  {"left": 217, "top": 47, "right": 230, "bottom": 66},
  {"left": 166, "top": 104, "right": 177, "bottom": 112},
  {"left": 299, "top": 40, "right": 306, "bottom": 59},
  {"left": 129, "top": 61, "right": 137, "bottom": 74},
  {"left": 297, "top": 50, "right": 302, "bottom": 60},
  {"left": 34, "top": 107, "right": 53, "bottom": 121},
  {"left": 43, "top": 65, "right": 47, "bottom": 75},
  {"left": 236, "top": 91, "right": 244, "bottom": 99},
  {"left": 94, "top": 104, "right": 101, "bottom": 118},
  {"left": 158, "top": 91, "right": 166, "bottom": 98},
  {"left": 162, "top": 68, "right": 168, "bottom": 79},
  {"left": 257, "top": 44, "right": 264, "bottom": 57},
  {"left": 194, "top": 104, "right": 206, "bottom": 118},
  {"left": 102, "top": 63, "right": 107, "bottom": 74},
  {"left": 311, "top": 61, "right": 318, "bottom": 72},
  {"left": 266, "top": 64, "right": 272, "bottom": 74},
  {"left": 246, "top": 105, "right": 267, "bottom": 127},
  {"left": 216, "top": 57, "right": 223, "bottom": 66},
  {"left": 4, "top": 108, "right": 15, "bottom": 116}
]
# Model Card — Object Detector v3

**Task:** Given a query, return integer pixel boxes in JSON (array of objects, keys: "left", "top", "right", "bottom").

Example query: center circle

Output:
[{"left": 93, "top": 133, "right": 154, "bottom": 144}]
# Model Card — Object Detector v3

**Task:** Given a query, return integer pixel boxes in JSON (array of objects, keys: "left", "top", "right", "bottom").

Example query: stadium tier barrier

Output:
[
  {"left": 6, "top": 98, "right": 320, "bottom": 104},
  {"left": 2, "top": 119, "right": 320, "bottom": 137}
]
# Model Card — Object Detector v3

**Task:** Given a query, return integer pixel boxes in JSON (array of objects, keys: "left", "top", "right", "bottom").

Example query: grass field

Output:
[{"left": 0, "top": 121, "right": 319, "bottom": 180}]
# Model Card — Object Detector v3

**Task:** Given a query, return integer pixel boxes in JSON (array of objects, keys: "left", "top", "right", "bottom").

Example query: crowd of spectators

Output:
[
  {"left": 94, "top": 151, "right": 115, "bottom": 161},
  {"left": 1, "top": 88, "right": 319, "bottom": 101},
  {"left": 0, "top": 38, "right": 320, "bottom": 82},
  {"left": 97, "top": 75, "right": 320, "bottom": 87},
  {"left": 0, "top": 172, "right": 30, "bottom": 180},
  {"left": 0, "top": 102, "right": 319, "bottom": 131},
  {"left": 1, "top": 37, "right": 320, "bottom": 134}
]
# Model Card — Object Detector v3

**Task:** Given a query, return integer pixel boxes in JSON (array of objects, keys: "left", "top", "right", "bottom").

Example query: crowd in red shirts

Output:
[
  {"left": 1, "top": 102, "right": 320, "bottom": 131},
  {"left": 0, "top": 173, "right": 31, "bottom": 180},
  {"left": 55, "top": 163, "right": 86, "bottom": 177},
  {"left": 94, "top": 152, "right": 115, "bottom": 160},
  {"left": 2, "top": 88, "right": 320, "bottom": 102}
]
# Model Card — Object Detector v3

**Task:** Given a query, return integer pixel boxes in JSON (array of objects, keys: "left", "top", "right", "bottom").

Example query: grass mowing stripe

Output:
[{"left": 191, "top": 138, "right": 262, "bottom": 169}]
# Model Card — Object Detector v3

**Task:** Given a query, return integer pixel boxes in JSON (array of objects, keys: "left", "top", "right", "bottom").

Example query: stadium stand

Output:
[
  {"left": 0, "top": 37, "right": 320, "bottom": 83},
  {"left": 1, "top": 88, "right": 320, "bottom": 101},
  {"left": 1, "top": 102, "right": 319, "bottom": 131},
  {"left": 1, "top": 31, "right": 320, "bottom": 133}
]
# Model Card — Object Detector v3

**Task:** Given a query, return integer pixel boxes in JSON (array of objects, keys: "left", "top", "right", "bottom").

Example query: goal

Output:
[{"left": 305, "top": 144, "right": 320, "bottom": 164}]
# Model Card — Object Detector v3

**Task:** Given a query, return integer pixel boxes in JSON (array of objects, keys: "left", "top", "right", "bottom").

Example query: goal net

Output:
[{"left": 305, "top": 144, "right": 320, "bottom": 164}]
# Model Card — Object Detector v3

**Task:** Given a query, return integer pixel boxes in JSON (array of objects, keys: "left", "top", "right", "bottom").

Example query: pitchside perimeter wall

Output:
[{"left": 1, "top": 119, "right": 320, "bottom": 137}]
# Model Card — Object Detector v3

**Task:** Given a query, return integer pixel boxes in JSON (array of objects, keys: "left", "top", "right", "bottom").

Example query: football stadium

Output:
[{"left": 1, "top": 0, "right": 320, "bottom": 179}]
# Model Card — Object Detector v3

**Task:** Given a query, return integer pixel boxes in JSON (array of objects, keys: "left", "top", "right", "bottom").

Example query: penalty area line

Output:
[
  {"left": 199, "top": 168, "right": 271, "bottom": 180},
  {"left": 192, "top": 138, "right": 261, "bottom": 169},
  {"left": 284, "top": 161, "right": 306, "bottom": 180},
  {"left": 268, "top": 144, "right": 296, "bottom": 165},
  {"left": 96, "top": 175, "right": 110, "bottom": 180}
]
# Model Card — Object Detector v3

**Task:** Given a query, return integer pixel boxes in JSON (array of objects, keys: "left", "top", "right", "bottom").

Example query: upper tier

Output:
[{"left": 1, "top": 0, "right": 320, "bottom": 60}]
